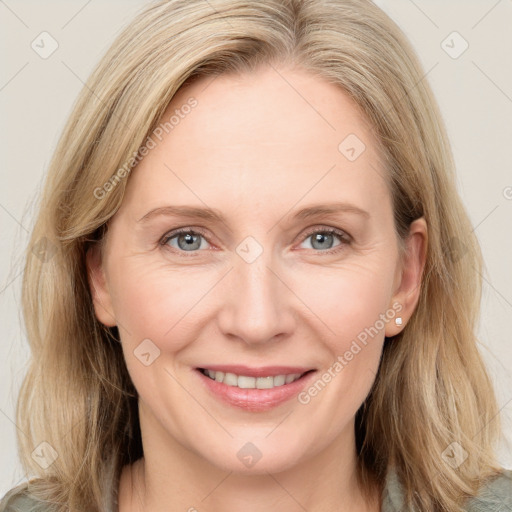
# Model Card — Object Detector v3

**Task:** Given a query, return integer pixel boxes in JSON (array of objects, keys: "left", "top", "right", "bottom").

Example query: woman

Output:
[{"left": 1, "top": 0, "right": 510, "bottom": 511}]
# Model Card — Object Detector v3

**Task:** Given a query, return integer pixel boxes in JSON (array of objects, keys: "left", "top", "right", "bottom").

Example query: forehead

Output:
[
  {"left": 121, "top": 64, "right": 390, "bottom": 220},
  {"left": 166, "top": 65, "right": 378, "bottom": 158}
]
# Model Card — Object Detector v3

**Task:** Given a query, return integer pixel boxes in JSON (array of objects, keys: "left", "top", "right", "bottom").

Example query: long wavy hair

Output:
[{"left": 1, "top": 0, "right": 503, "bottom": 510}]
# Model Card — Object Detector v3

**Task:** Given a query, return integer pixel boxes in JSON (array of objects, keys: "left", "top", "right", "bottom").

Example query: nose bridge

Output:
[{"left": 217, "top": 242, "right": 294, "bottom": 345}]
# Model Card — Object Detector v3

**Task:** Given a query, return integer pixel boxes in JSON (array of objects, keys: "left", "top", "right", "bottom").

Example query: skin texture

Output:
[{"left": 86, "top": 64, "right": 427, "bottom": 512}]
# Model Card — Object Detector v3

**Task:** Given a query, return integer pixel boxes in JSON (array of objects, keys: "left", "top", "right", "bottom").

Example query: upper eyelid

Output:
[
  {"left": 161, "top": 226, "right": 209, "bottom": 241},
  {"left": 301, "top": 225, "right": 350, "bottom": 239}
]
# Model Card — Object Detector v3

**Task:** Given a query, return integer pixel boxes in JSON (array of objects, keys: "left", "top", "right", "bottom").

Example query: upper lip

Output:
[{"left": 197, "top": 365, "right": 316, "bottom": 378}]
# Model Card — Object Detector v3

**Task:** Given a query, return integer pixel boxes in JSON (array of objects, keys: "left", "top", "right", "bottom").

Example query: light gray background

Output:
[{"left": 1, "top": 0, "right": 511, "bottom": 496}]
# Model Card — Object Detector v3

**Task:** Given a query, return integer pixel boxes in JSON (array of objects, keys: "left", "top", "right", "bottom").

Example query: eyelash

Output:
[{"left": 159, "top": 226, "right": 351, "bottom": 257}]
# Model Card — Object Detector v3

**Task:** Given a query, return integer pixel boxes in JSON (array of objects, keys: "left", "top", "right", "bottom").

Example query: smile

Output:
[
  {"left": 195, "top": 367, "right": 318, "bottom": 412},
  {"left": 199, "top": 368, "right": 309, "bottom": 389}
]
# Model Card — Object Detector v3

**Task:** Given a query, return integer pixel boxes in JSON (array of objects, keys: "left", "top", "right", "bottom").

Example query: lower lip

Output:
[{"left": 195, "top": 369, "right": 317, "bottom": 412}]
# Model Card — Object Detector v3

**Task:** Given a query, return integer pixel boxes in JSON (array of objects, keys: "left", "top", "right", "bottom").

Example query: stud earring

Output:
[{"left": 395, "top": 317, "right": 403, "bottom": 326}]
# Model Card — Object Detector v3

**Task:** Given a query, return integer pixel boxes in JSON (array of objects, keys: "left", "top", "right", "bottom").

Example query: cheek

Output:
[
  {"left": 110, "top": 250, "right": 396, "bottom": 348},
  {"left": 290, "top": 258, "right": 396, "bottom": 413},
  {"left": 292, "top": 257, "right": 396, "bottom": 348},
  {"left": 108, "top": 257, "right": 209, "bottom": 337},
  {"left": 107, "top": 266, "right": 200, "bottom": 399}
]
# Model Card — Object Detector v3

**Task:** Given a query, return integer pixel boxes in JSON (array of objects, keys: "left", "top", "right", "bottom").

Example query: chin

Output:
[{"left": 193, "top": 434, "right": 310, "bottom": 476}]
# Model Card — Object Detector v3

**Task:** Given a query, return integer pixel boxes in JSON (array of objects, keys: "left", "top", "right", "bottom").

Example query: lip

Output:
[
  {"left": 195, "top": 367, "right": 317, "bottom": 412},
  {"left": 197, "top": 364, "right": 315, "bottom": 378}
]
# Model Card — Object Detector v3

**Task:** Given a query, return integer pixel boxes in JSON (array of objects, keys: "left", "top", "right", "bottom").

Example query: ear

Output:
[
  {"left": 385, "top": 217, "right": 428, "bottom": 337},
  {"left": 85, "top": 241, "right": 117, "bottom": 327}
]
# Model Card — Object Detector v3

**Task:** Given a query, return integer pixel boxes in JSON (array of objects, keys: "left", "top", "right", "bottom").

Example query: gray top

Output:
[
  {"left": 1, "top": 469, "right": 511, "bottom": 511},
  {"left": 382, "top": 469, "right": 512, "bottom": 511}
]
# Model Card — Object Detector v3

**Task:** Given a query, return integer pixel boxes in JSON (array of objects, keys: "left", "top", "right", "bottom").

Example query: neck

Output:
[{"left": 118, "top": 402, "right": 380, "bottom": 512}]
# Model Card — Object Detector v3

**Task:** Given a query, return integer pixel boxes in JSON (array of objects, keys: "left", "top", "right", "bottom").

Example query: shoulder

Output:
[
  {"left": 0, "top": 486, "right": 54, "bottom": 512},
  {"left": 464, "top": 469, "right": 512, "bottom": 511},
  {"left": 383, "top": 468, "right": 512, "bottom": 511}
]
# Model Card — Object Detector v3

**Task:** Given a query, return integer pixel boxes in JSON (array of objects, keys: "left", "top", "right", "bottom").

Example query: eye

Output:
[
  {"left": 160, "top": 228, "right": 211, "bottom": 255},
  {"left": 159, "top": 226, "right": 350, "bottom": 257},
  {"left": 298, "top": 227, "right": 350, "bottom": 254}
]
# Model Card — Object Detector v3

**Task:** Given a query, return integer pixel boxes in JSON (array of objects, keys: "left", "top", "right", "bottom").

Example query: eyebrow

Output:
[{"left": 137, "top": 202, "right": 370, "bottom": 224}]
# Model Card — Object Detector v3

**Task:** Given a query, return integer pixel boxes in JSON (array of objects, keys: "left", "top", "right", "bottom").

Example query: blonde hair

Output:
[{"left": 2, "top": 0, "right": 503, "bottom": 510}]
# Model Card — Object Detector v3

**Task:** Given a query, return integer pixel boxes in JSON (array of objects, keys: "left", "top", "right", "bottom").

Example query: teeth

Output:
[
  {"left": 256, "top": 376, "right": 274, "bottom": 389},
  {"left": 223, "top": 372, "right": 238, "bottom": 386},
  {"left": 285, "top": 374, "right": 297, "bottom": 384},
  {"left": 238, "top": 375, "right": 256, "bottom": 388},
  {"left": 273, "top": 375, "right": 286, "bottom": 386},
  {"left": 202, "top": 369, "right": 304, "bottom": 389}
]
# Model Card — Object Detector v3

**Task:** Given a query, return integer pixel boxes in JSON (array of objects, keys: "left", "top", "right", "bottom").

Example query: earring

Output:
[{"left": 395, "top": 317, "right": 403, "bottom": 326}]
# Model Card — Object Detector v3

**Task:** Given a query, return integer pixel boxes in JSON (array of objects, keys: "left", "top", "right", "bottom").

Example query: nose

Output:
[{"left": 216, "top": 250, "right": 296, "bottom": 346}]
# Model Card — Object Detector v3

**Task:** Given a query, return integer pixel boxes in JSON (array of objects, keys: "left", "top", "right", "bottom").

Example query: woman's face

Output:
[{"left": 87, "top": 64, "right": 426, "bottom": 475}]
